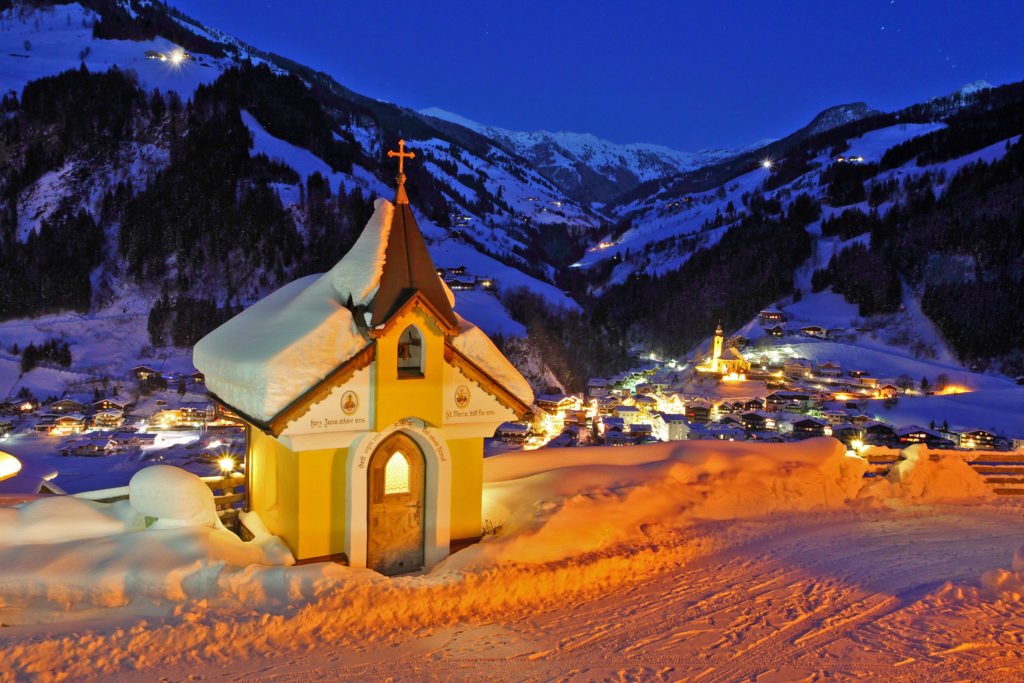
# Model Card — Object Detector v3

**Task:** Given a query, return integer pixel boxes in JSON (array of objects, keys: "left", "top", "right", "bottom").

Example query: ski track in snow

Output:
[{"left": 55, "top": 505, "right": 1024, "bottom": 683}]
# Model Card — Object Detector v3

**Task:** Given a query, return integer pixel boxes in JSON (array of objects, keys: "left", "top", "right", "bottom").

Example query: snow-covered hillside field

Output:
[{"left": 1, "top": 438, "right": 1022, "bottom": 681}]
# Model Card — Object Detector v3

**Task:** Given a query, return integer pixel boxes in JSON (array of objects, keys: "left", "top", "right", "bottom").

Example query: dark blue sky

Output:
[{"left": 173, "top": 1, "right": 1024, "bottom": 151}]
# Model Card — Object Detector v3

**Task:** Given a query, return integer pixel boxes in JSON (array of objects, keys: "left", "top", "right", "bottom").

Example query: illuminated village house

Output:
[{"left": 195, "top": 141, "right": 533, "bottom": 574}]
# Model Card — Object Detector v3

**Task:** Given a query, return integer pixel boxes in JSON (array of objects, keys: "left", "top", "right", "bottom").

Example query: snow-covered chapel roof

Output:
[{"left": 194, "top": 193, "right": 533, "bottom": 425}]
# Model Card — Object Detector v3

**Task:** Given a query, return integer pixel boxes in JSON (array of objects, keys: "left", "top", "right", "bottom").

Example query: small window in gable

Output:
[
  {"left": 384, "top": 452, "right": 411, "bottom": 494},
  {"left": 397, "top": 325, "right": 424, "bottom": 378}
]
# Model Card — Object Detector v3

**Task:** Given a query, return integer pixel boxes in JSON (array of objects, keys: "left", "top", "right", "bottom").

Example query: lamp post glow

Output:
[
  {"left": 218, "top": 456, "right": 236, "bottom": 474},
  {"left": 760, "top": 158, "right": 774, "bottom": 171}
]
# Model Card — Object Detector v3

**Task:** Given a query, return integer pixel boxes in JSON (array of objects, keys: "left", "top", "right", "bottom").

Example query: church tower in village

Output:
[
  {"left": 711, "top": 322, "right": 724, "bottom": 372},
  {"left": 194, "top": 141, "right": 533, "bottom": 575}
]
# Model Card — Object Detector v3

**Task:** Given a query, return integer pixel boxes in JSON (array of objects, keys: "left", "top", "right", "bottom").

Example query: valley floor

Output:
[{"left": 5, "top": 503, "right": 1023, "bottom": 682}]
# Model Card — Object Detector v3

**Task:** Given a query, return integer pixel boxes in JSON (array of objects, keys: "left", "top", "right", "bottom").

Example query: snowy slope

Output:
[
  {"left": 0, "top": 3, "right": 226, "bottom": 97},
  {"left": 1, "top": 439, "right": 1022, "bottom": 681}
]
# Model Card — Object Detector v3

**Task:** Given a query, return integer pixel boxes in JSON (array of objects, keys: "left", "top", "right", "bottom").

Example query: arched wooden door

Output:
[{"left": 367, "top": 433, "right": 426, "bottom": 575}]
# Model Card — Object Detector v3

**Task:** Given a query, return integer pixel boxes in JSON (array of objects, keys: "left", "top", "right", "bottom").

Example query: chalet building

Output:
[
  {"left": 60, "top": 436, "right": 113, "bottom": 457},
  {"left": 864, "top": 421, "right": 898, "bottom": 445},
  {"left": 741, "top": 411, "right": 773, "bottom": 432},
  {"left": 92, "top": 398, "right": 127, "bottom": 412},
  {"left": 758, "top": 309, "right": 786, "bottom": 324},
  {"left": 707, "top": 424, "right": 746, "bottom": 440},
  {"left": 131, "top": 365, "right": 160, "bottom": 381},
  {"left": 719, "top": 400, "right": 742, "bottom": 414},
  {"left": 49, "top": 398, "right": 86, "bottom": 414},
  {"left": 959, "top": 428, "right": 999, "bottom": 450},
  {"left": 446, "top": 277, "right": 477, "bottom": 291},
  {"left": 51, "top": 414, "right": 86, "bottom": 435},
  {"left": 765, "top": 391, "right": 811, "bottom": 412},
  {"left": 896, "top": 425, "right": 939, "bottom": 445},
  {"left": 536, "top": 393, "right": 582, "bottom": 415},
  {"left": 494, "top": 422, "right": 530, "bottom": 444},
  {"left": 822, "top": 409, "right": 849, "bottom": 425},
  {"left": 719, "top": 414, "right": 744, "bottom": 427},
  {"left": 595, "top": 395, "right": 620, "bottom": 415},
  {"left": 792, "top": 417, "right": 827, "bottom": 439},
  {"left": 632, "top": 395, "right": 658, "bottom": 413},
  {"left": 587, "top": 377, "right": 609, "bottom": 398},
  {"left": 92, "top": 410, "right": 124, "bottom": 429},
  {"left": 685, "top": 402, "right": 711, "bottom": 424},
  {"left": 858, "top": 377, "right": 879, "bottom": 389},
  {"left": 604, "top": 428, "right": 632, "bottom": 446},
  {"left": 767, "top": 325, "right": 785, "bottom": 337},
  {"left": 800, "top": 326, "right": 827, "bottom": 338},
  {"left": 817, "top": 361, "right": 843, "bottom": 378},
  {"left": 877, "top": 384, "right": 899, "bottom": 399},
  {"left": 629, "top": 423, "right": 654, "bottom": 440},
  {"left": 598, "top": 416, "right": 625, "bottom": 436},
  {"left": 194, "top": 144, "right": 532, "bottom": 573},
  {"left": 783, "top": 358, "right": 813, "bottom": 379},
  {"left": 614, "top": 404, "right": 643, "bottom": 426},
  {"left": 847, "top": 369, "right": 867, "bottom": 379},
  {"left": 0, "top": 419, "right": 13, "bottom": 435},
  {"left": 0, "top": 401, "right": 19, "bottom": 415},
  {"left": 688, "top": 423, "right": 744, "bottom": 441},
  {"left": 652, "top": 412, "right": 690, "bottom": 442},
  {"left": 108, "top": 431, "right": 158, "bottom": 449},
  {"left": 190, "top": 371, "right": 205, "bottom": 384},
  {"left": 743, "top": 398, "right": 765, "bottom": 411}
]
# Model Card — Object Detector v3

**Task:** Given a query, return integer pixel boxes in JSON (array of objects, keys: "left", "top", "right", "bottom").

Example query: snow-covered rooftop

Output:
[{"left": 195, "top": 198, "right": 533, "bottom": 423}]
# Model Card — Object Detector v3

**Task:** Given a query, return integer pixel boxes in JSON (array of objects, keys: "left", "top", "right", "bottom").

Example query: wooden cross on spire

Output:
[{"left": 387, "top": 139, "right": 415, "bottom": 204}]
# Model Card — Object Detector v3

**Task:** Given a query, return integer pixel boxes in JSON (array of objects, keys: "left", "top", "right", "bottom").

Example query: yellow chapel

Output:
[{"left": 194, "top": 141, "right": 533, "bottom": 574}]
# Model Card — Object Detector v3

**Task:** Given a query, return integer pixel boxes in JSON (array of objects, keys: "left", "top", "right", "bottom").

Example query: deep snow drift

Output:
[{"left": 1, "top": 439, "right": 1022, "bottom": 681}]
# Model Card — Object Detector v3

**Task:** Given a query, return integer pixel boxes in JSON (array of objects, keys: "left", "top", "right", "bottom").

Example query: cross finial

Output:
[{"left": 387, "top": 139, "right": 416, "bottom": 204}]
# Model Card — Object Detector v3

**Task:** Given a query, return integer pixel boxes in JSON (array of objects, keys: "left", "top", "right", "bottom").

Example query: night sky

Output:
[{"left": 172, "top": 1, "right": 1024, "bottom": 151}]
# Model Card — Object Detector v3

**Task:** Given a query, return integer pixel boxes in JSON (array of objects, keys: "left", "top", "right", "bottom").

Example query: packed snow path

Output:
[{"left": 75, "top": 505, "right": 1023, "bottom": 683}]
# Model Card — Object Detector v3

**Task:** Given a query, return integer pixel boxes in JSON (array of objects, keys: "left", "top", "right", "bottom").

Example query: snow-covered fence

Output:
[
  {"left": 74, "top": 473, "right": 247, "bottom": 525},
  {"left": 863, "top": 448, "right": 1024, "bottom": 495}
]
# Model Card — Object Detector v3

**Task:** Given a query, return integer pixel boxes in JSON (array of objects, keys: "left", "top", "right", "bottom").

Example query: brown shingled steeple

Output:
[{"left": 370, "top": 139, "right": 458, "bottom": 330}]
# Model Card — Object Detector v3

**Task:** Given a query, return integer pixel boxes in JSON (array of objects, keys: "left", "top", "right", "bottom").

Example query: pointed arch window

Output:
[
  {"left": 383, "top": 451, "right": 411, "bottom": 495},
  {"left": 397, "top": 325, "right": 424, "bottom": 378}
]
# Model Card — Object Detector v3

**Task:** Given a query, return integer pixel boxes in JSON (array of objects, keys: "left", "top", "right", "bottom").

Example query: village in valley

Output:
[
  {"left": 495, "top": 311, "right": 1021, "bottom": 468},
  {"left": 5, "top": 293, "right": 1022, "bottom": 500}
]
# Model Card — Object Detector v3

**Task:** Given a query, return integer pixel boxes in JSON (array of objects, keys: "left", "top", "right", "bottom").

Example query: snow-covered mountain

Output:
[
  {"left": 420, "top": 107, "right": 757, "bottom": 205},
  {"left": 795, "top": 102, "right": 880, "bottom": 138}
]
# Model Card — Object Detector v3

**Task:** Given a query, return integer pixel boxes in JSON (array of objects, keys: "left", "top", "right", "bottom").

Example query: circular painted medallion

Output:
[{"left": 341, "top": 390, "right": 359, "bottom": 415}]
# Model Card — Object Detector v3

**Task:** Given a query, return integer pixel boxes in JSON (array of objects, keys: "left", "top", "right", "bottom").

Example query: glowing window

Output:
[{"left": 384, "top": 452, "right": 410, "bottom": 494}]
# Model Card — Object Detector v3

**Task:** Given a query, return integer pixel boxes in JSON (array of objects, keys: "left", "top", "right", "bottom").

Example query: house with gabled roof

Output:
[{"left": 194, "top": 142, "right": 532, "bottom": 575}]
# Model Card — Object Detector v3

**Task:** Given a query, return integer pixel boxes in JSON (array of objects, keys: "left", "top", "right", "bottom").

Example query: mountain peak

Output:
[
  {"left": 801, "top": 102, "right": 879, "bottom": 137},
  {"left": 957, "top": 80, "right": 992, "bottom": 96}
]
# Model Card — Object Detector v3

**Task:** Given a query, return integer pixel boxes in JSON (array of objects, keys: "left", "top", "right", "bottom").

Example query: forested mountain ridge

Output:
[
  {"left": 0, "top": 0, "right": 1022, "bottom": 393},
  {"left": 582, "top": 81, "right": 1024, "bottom": 377}
]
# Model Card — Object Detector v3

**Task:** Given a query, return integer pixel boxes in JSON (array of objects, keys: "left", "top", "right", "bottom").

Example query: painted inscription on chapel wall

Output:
[
  {"left": 282, "top": 367, "right": 372, "bottom": 435},
  {"left": 442, "top": 365, "right": 513, "bottom": 424}
]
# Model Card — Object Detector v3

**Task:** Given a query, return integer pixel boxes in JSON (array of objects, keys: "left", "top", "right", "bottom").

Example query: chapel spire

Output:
[
  {"left": 370, "top": 140, "right": 458, "bottom": 330},
  {"left": 387, "top": 138, "right": 415, "bottom": 205}
]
